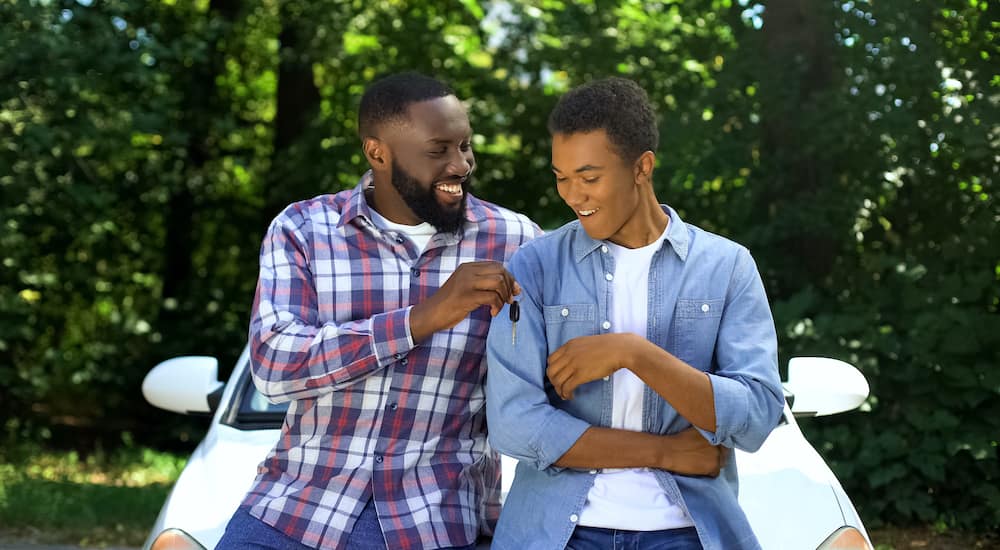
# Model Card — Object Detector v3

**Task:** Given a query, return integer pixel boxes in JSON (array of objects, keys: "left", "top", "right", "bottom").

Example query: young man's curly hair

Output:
[{"left": 547, "top": 77, "right": 659, "bottom": 163}]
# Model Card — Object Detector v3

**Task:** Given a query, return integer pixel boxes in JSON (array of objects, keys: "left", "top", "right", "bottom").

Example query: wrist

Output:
[
  {"left": 409, "top": 300, "right": 441, "bottom": 342},
  {"left": 655, "top": 433, "right": 673, "bottom": 471},
  {"left": 623, "top": 334, "right": 651, "bottom": 375}
]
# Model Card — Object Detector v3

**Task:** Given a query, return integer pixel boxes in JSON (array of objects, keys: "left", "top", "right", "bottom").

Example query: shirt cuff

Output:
[
  {"left": 697, "top": 373, "right": 749, "bottom": 446},
  {"left": 529, "top": 408, "right": 591, "bottom": 470},
  {"left": 371, "top": 307, "right": 415, "bottom": 366}
]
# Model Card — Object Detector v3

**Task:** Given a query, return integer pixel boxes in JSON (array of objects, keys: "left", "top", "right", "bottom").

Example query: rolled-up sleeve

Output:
[
  {"left": 697, "top": 247, "right": 784, "bottom": 452},
  {"left": 486, "top": 247, "right": 591, "bottom": 471}
]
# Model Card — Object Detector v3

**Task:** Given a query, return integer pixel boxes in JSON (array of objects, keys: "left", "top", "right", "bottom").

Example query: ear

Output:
[
  {"left": 634, "top": 151, "right": 656, "bottom": 186},
  {"left": 362, "top": 136, "right": 389, "bottom": 169}
]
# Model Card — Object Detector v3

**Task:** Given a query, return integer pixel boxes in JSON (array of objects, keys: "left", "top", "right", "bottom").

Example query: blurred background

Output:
[{"left": 1, "top": 0, "right": 997, "bottom": 546}]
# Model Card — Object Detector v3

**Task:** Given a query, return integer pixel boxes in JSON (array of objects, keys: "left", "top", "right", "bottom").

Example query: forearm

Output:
[
  {"left": 627, "top": 339, "right": 717, "bottom": 432},
  {"left": 553, "top": 426, "right": 722, "bottom": 477},
  {"left": 553, "top": 427, "right": 668, "bottom": 469},
  {"left": 250, "top": 306, "right": 412, "bottom": 401}
]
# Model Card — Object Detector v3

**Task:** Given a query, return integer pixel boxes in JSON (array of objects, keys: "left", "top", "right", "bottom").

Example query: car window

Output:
[
  {"left": 244, "top": 385, "right": 287, "bottom": 414},
  {"left": 220, "top": 360, "right": 288, "bottom": 430}
]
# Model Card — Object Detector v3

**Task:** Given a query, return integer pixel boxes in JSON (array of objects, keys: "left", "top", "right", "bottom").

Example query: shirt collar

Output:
[
  {"left": 338, "top": 170, "right": 485, "bottom": 233},
  {"left": 572, "top": 204, "right": 690, "bottom": 263}
]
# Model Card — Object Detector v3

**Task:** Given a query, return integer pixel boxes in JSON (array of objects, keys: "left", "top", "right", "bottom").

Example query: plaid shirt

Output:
[{"left": 242, "top": 171, "right": 540, "bottom": 550}]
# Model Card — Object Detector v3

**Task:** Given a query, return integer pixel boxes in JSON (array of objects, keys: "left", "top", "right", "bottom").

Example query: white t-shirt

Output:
[
  {"left": 368, "top": 208, "right": 437, "bottom": 254},
  {"left": 577, "top": 225, "right": 695, "bottom": 531}
]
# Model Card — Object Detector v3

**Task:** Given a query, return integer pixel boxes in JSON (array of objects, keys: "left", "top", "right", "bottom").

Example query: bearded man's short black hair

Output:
[
  {"left": 358, "top": 72, "right": 455, "bottom": 137},
  {"left": 547, "top": 77, "right": 659, "bottom": 162}
]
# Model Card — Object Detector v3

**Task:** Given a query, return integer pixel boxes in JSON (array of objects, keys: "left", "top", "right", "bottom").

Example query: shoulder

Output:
[
  {"left": 685, "top": 222, "right": 750, "bottom": 260},
  {"left": 269, "top": 190, "right": 352, "bottom": 240},
  {"left": 509, "top": 220, "right": 580, "bottom": 267},
  {"left": 682, "top": 222, "right": 761, "bottom": 287},
  {"left": 467, "top": 195, "right": 543, "bottom": 240}
]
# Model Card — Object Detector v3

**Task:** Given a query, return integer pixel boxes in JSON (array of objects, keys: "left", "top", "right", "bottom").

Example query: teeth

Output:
[
  {"left": 436, "top": 183, "right": 463, "bottom": 195},
  {"left": 578, "top": 209, "right": 598, "bottom": 216}
]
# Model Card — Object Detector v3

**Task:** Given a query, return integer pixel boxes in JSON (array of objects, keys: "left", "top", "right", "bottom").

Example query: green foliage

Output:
[
  {"left": 1, "top": 0, "right": 997, "bottom": 531},
  {"left": 0, "top": 441, "right": 185, "bottom": 545}
]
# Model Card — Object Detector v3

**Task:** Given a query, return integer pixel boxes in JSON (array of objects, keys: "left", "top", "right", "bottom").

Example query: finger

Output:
[
  {"left": 474, "top": 273, "right": 513, "bottom": 303},
  {"left": 471, "top": 289, "right": 505, "bottom": 317},
  {"left": 548, "top": 343, "right": 569, "bottom": 365},
  {"left": 482, "top": 265, "right": 516, "bottom": 302},
  {"left": 549, "top": 368, "right": 574, "bottom": 400},
  {"left": 561, "top": 374, "right": 581, "bottom": 400},
  {"left": 546, "top": 364, "right": 566, "bottom": 391},
  {"left": 501, "top": 270, "right": 517, "bottom": 303}
]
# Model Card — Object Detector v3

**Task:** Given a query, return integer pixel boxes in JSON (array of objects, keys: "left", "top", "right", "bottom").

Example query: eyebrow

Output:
[
  {"left": 551, "top": 164, "right": 604, "bottom": 173},
  {"left": 425, "top": 136, "right": 471, "bottom": 145}
]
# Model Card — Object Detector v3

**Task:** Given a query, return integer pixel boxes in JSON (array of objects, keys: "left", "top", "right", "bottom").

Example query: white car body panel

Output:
[{"left": 144, "top": 351, "right": 871, "bottom": 550}]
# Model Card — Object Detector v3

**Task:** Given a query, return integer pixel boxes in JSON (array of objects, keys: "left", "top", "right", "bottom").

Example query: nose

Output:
[
  {"left": 445, "top": 149, "right": 474, "bottom": 178},
  {"left": 559, "top": 180, "right": 585, "bottom": 209}
]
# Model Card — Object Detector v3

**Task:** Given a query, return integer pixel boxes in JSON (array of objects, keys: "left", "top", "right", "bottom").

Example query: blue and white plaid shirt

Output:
[{"left": 242, "top": 171, "right": 539, "bottom": 549}]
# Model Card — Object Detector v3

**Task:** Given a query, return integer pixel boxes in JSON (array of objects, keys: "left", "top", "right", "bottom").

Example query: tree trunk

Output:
[
  {"left": 261, "top": 2, "right": 321, "bottom": 225},
  {"left": 758, "top": 0, "right": 839, "bottom": 293},
  {"left": 160, "top": 0, "right": 242, "bottom": 305}
]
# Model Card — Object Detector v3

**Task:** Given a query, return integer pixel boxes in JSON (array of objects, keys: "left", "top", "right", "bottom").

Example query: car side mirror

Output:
[
  {"left": 784, "top": 357, "right": 869, "bottom": 417},
  {"left": 142, "top": 356, "right": 225, "bottom": 415}
]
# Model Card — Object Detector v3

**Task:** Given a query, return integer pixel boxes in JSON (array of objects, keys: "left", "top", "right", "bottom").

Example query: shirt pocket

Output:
[
  {"left": 542, "top": 303, "right": 597, "bottom": 354},
  {"left": 673, "top": 298, "right": 724, "bottom": 370}
]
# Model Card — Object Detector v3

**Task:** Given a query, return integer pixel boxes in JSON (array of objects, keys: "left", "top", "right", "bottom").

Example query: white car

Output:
[{"left": 142, "top": 347, "right": 873, "bottom": 550}]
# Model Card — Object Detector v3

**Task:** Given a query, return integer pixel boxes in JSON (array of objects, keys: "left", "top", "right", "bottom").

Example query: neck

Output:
[
  {"left": 368, "top": 173, "right": 421, "bottom": 225},
  {"left": 608, "top": 187, "right": 669, "bottom": 249}
]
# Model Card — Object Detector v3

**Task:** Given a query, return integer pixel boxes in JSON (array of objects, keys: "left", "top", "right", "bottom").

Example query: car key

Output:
[{"left": 509, "top": 300, "right": 520, "bottom": 345}]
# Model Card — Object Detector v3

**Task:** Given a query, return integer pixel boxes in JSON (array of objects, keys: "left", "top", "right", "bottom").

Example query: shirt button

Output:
[
  {"left": 561, "top": 308, "right": 570, "bottom": 317},
  {"left": 411, "top": 268, "right": 420, "bottom": 277},
  {"left": 605, "top": 272, "right": 613, "bottom": 281},
  {"left": 389, "top": 403, "right": 398, "bottom": 411},
  {"left": 601, "top": 245, "right": 609, "bottom": 253},
  {"left": 701, "top": 303, "right": 710, "bottom": 313},
  {"left": 394, "top": 353, "right": 403, "bottom": 360},
  {"left": 374, "top": 454, "right": 384, "bottom": 463},
  {"left": 400, "top": 358, "right": 407, "bottom": 365},
  {"left": 602, "top": 321, "right": 611, "bottom": 330},
  {"left": 395, "top": 236, "right": 405, "bottom": 244},
  {"left": 569, "top": 514, "right": 579, "bottom": 523}
]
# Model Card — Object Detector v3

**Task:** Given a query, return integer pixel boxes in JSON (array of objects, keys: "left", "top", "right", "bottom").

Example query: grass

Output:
[{"left": 0, "top": 442, "right": 186, "bottom": 547}]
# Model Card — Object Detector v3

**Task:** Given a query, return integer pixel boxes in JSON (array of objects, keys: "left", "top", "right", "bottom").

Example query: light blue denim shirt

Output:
[{"left": 485, "top": 206, "right": 784, "bottom": 550}]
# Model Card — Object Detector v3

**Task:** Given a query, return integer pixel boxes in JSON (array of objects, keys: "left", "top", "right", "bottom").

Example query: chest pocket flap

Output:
[
  {"left": 675, "top": 298, "right": 724, "bottom": 319},
  {"left": 543, "top": 304, "right": 596, "bottom": 323}
]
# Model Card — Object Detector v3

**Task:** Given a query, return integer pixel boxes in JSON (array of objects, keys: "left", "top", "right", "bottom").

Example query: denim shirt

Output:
[{"left": 485, "top": 206, "right": 784, "bottom": 550}]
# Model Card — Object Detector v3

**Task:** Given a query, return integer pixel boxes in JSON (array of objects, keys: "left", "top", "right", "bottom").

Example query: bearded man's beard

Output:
[{"left": 390, "top": 160, "right": 470, "bottom": 234}]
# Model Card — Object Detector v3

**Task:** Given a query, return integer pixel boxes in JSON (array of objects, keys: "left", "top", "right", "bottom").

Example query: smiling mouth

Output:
[
  {"left": 577, "top": 208, "right": 599, "bottom": 216},
  {"left": 435, "top": 182, "right": 464, "bottom": 196}
]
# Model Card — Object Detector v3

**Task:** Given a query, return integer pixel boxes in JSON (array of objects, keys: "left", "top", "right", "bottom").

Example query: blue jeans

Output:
[
  {"left": 566, "top": 526, "right": 703, "bottom": 550},
  {"left": 215, "top": 499, "right": 479, "bottom": 550}
]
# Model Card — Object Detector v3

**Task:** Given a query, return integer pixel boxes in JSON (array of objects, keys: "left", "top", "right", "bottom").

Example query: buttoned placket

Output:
[{"left": 597, "top": 245, "right": 615, "bottom": 428}]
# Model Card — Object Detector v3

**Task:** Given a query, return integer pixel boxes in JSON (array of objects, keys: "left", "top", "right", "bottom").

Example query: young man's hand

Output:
[
  {"left": 659, "top": 428, "right": 725, "bottom": 477},
  {"left": 547, "top": 333, "right": 643, "bottom": 400},
  {"left": 410, "top": 261, "right": 519, "bottom": 342}
]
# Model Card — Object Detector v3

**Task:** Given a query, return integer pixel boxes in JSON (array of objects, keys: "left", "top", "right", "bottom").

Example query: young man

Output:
[
  {"left": 216, "top": 73, "right": 539, "bottom": 550},
  {"left": 485, "top": 78, "right": 784, "bottom": 549}
]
